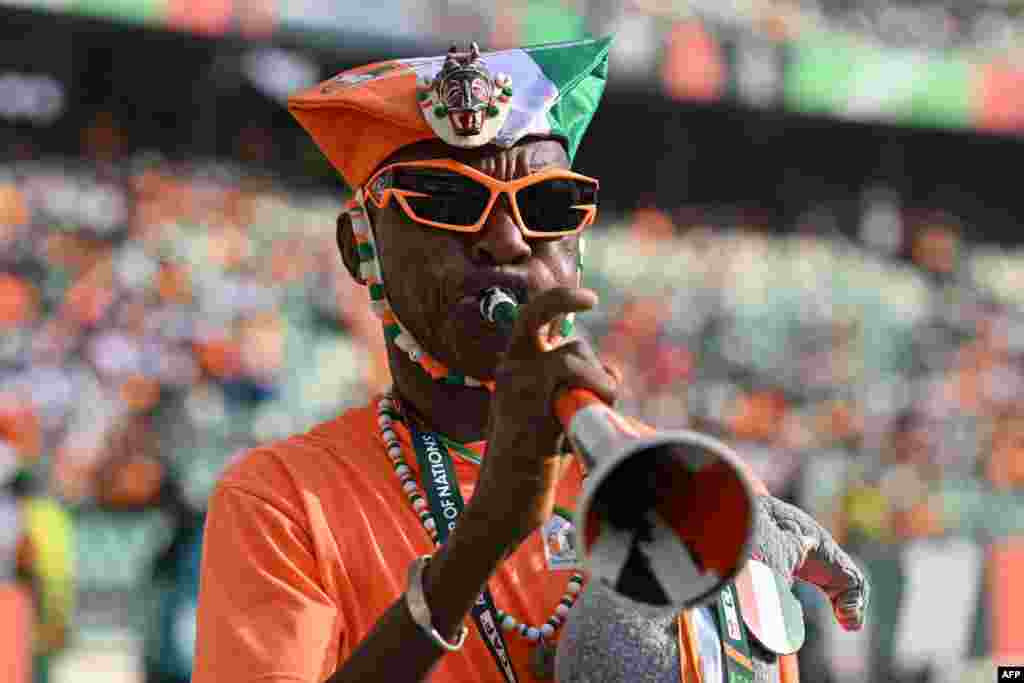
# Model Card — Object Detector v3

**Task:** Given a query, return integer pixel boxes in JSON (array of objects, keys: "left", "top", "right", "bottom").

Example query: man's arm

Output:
[
  {"left": 327, "top": 466, "right": 552, "bottom": 681},
  {"left": 332, "top": 288, "right": 616, "bottom": 681}
]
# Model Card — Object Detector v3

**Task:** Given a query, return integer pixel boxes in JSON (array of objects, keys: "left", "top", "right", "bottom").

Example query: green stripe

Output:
[
  {"left": 783, "top": 38, "right": 972, "bottom": 130},
  {"left": 560, "top": 316, "right": 575, "bottom": 337},
  {"left": 71, "top": 0, "right": 163, "bottom": 25},
  {"left": 369, "top": 283, "right": 386, "bottom": 300},
  {"left": 437, "top": 434, "right": 483, "bottom": 466},
  {"left": 520, "top": 0, "right": 589, "bottom": 44},
  {"left": 383, "top": 324, "right": 402, "bottom": 342},
  {"left": 525, "top": 36, "right": 612, "bottom": 93},
  {"left": 716, "top": 583, "right": 755, "bottom": 683},
  {"left": 357, "top": 243, "right": 376, "bottom": 260},
  {"left": 527, "top": 37, "right": 612, "bottom": 162}
]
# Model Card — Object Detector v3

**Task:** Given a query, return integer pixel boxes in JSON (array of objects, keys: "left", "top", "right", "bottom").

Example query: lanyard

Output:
[
  {"left": 714, "top": 582, "right": 755, "bottom": 683},
  {"left": 409, "top": 425, "right": 520, "bottom": 683}
]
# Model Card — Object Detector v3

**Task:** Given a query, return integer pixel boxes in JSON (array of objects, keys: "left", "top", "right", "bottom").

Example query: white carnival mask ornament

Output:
[{"left": 417, "top": 42, "right": 513, "bottom": 148}]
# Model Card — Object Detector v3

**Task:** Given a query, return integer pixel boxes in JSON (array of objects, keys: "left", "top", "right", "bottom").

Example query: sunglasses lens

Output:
[
  {"left": 517, "top": 178, "right": 597, "bottom": 233},
  {"left": 395, "top": 170, "right": 490, "bottom": 227}
]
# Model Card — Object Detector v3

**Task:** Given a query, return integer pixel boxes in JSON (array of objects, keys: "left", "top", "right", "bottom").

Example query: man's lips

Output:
[
  {"left": 451, "top": 272, "right": 572, "bottom": 349},
  {"left": 456, "top": 271, "right": 531, "bottom": 309},
  {"left": 446, "top": 273, "right": 530, "bottom": 351}
]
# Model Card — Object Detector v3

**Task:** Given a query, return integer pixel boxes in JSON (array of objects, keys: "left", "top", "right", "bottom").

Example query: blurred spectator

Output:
[{"left": 9, "top": 465, "right": 74, "bottom": 683}]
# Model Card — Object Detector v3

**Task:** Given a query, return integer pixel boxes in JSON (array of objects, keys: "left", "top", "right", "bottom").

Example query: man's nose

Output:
[{"left": 470, "top": 195, "right": 532, "bottom": 265}]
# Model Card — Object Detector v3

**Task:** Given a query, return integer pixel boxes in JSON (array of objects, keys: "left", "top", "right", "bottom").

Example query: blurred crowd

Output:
[
  {"left": 0, "top": 155, "right": 378, "bottom": 508},
  {"left": 2, "top": 152, "right": 1022, "bottom": 681},
  {"left": 658, "top": 0, "right": 1024, "bottom": 59}
]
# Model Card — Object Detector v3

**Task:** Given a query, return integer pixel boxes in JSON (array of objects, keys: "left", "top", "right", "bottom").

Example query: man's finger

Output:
[
  {"left": 798, "top": 551, "right": 869, "bottom": 630},
  {"left": 549, "top": 348, "right": 620, "bottom": 408},
  {"left": 833, "top": 587, "right": 867, "bottom": 631},
  {"left": 505, "top": 287, "right": 598, "bottom": 359}
]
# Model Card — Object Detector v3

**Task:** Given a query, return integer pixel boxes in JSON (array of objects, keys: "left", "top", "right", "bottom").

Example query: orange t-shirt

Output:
[{"left": 192, "top": 402, "right": 588, "bottom": 683}]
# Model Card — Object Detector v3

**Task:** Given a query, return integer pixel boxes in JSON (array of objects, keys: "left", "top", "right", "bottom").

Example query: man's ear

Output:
[{"left": 337, "top": 211, "right": 365, "bottom": 285}]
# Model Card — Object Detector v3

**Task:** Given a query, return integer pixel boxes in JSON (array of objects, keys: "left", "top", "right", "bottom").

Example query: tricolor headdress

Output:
[{"left": 288, "top": 37, "right": 611, "bottom": 388}]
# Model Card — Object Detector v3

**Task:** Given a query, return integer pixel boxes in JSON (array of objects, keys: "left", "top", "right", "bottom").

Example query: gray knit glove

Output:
[
  {"left": 754, "top": 495, "right": 868, "bottom": 631},
  {"left": 556, "top": 495, "right": 869, "bottom": 683}
]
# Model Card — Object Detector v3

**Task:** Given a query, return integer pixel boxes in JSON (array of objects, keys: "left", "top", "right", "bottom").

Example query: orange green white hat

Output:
[
  {"left": 288, "top": 36, "right": 613, "bottom": 190},
  {"left": 288, "top": 37, "right": 611, "bottom": 389}
]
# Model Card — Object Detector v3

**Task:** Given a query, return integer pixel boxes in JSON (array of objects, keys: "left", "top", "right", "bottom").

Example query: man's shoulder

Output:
[{"left": 215, "top": 401, "right": 383, "bottom": 500}]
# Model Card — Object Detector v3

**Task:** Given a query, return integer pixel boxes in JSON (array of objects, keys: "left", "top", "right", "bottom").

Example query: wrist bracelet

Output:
[{"left": 405, "top": 555, "right": 468, "bottom": 652}]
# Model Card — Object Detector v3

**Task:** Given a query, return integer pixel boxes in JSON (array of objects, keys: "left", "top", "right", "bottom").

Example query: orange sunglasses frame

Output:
[{"left": 360, "top": 158, "right": 599, "bottom": 238}]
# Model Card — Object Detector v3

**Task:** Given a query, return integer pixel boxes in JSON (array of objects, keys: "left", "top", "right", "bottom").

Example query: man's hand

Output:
[{"left": 472, "top": 286, "right": 619, "bottom": 547}]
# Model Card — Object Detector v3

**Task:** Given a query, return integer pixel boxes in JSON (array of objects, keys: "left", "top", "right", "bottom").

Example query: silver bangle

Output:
[{"left": 405, "top": 555, "right": 468, "bottom": 652}]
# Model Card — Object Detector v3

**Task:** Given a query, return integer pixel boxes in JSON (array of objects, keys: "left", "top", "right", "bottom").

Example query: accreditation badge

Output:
[
  {"left": 542, "top": 507, "right": 581, "bottom": 571},
  {"left": 734, "top": 558, "right": 805, "bottom": 655}
]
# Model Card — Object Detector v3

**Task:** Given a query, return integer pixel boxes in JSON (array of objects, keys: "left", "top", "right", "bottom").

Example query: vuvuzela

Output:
[{"left": 480, "top": 287, "right": 756, "bottom": 613}]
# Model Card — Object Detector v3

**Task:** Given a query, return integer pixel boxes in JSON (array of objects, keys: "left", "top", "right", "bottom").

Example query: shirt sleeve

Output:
[{"left": 192, "top": 483, "right": 340, "bottom": 683}]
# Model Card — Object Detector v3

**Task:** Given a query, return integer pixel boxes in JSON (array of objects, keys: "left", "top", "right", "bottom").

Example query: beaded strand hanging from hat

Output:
[{"left": 375, "top": 392, "right": 586, "bottom": 649}]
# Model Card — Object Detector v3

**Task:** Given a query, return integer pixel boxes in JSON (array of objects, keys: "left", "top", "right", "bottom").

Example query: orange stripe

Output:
[
  {"left": 991, "top": 537, "right": 1024, "bottom": 660},
  {"left": 420, "top": 354, "right": 448, "bottom": 378},
  {"left": 619, "top": 413, "right": 658, "bottom": 437},
  {"left": 0, "top": 584, "right": 32, "bottom": 683},
  {"left": 677, "top": 613, "right": 703, "bottom": 683},
  {"left": 555, "top": 388, "right": 604, "bottom": 427},
  {"left": 723, "top": 642, "right": 754, "bottom": 671},
  {"left": 779, "top": 654, "right": 800, "bottom": 683}
]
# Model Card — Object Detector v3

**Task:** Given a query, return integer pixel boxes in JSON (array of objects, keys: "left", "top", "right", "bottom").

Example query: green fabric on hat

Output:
[
  {"left": 527, "top": 36, "right": 613, "bottom": 100},
  {"left": 526, "top": 36, "right": 613, "bottom": 163}
]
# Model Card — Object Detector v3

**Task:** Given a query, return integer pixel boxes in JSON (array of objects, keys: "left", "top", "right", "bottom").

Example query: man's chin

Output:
[{"left": 439, "top": 312, "right": 509, "bottom": 381}]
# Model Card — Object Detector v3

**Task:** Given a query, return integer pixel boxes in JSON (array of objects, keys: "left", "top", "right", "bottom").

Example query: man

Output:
[
  {"left": 193, "top": 37, "right": 866, "bottom": 683},
  {"left": 7, "top": 461, "right": 75, "bottom": 683}
]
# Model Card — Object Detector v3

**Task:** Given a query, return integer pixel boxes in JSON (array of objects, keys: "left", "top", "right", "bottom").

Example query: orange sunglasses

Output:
[{"left": 360, "top": 158, "right": 599, "bottom": 238}]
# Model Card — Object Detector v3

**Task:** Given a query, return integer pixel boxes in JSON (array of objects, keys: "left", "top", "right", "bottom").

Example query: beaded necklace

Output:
[{"left": 376, "top": 393, "right": 585, "bottom": 652}]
